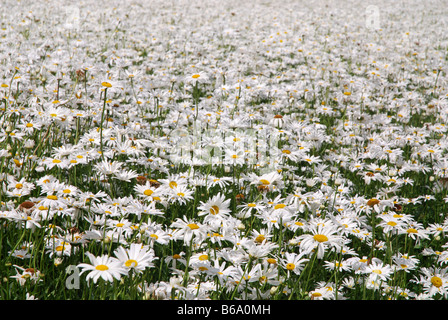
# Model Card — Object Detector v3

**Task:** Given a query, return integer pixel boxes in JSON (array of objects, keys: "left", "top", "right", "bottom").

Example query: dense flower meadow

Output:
[{"left": 1, "top": 0, "right": 448, "bottom": 300}]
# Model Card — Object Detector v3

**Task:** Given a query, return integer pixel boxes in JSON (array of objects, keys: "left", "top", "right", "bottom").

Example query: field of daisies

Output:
[{"left": 1, "top": 0, "right": 448, "bottom": 301}]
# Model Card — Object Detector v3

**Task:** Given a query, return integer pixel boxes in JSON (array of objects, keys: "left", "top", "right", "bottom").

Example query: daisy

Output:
[
  {"left": 244, "top": 240, "right": 279, "bottom": 260},
  {"left": 302, "top": 154, "right": 322, "bottom": 165},
  {"left": 9, "top": 248, "right": 32, "bottom": 259},
  {"left": 207, "top": 176, "right": 232, "bottom": 189},
  {"left": 66, "top": 152, "right": 89, "bottom": 168},
  {"left": 5, "top": 176, "right": 35, "bottom": 198},
  {"left": 57, "top": 184, "right": 79, "bottom": 198},
  {"left": 280, "top": 252, "right": 309, "bottom": 275},
  {"left": 127, "top": 200, "right": 164, "bottom": 219},
  {"left": 236, "top": 201, "right": 266, "bottom": 219},
  {"left": 224, "top": 148, "right": 246, "bottom": 166},
  {"left": 251, "top": 228, "right": 274, "bottom": 245},
  {"left": 412, "top": 267, "right": 448, "bottom": 298},
  {"left": 108, "top": 218, "right": 134, "bottom": 238},
  {"left": 197, "top": 193, "right": 231, "bottom": 226},
  {"left": 392, "top": 253, "right": 419, "bottom": 272},
  {"left": 258, "top": 209, "right": 293, "bottom": 230},
  {"left": 167, "top": 185, "right": 194, "bottom": 205},
  {"left": 114, "top": 243, "right": 157, "bottom": 274},
  {"left": 45, "top": 238, "right": 74, "bottom": 258},
  {"left": 298, "top": 224, "right": 346, "bottom": 259},
  {"left": 324, "top": 259, "right": 352, "bottom": 272},
  {"left": 145, "top": 228, "right": 171, "bottom": 245},
  {"left": 93, "top": 160, "right": 123, "bottom": 177},
  {"left": 158, "top": 174, "right": 188, "bottom": 193},
  {"left": 189, "top": 251, "right": 213, "bottom": 268},
  {"left": 287, "top": 219, "right": 308, "bottom": 233},
  {"left": 36, "top": 193, "right": 68, "bottom": 211},
  {"left": 165, "top": 252, "right": 187, "bottom": 269},
  {"left": 10, "top": 265, "right": 42, "bottom": 286},
  {"left": 377, "top": 213, "right": 406, "bottom": 235},
  {"left": 362, "top": 260, "right": 394, "bottom": 282},
  {"left": 398, "top": 222, "right": 430, "bottom": 242},
  {"left": 98, "top": 78, "right": 123, "bottom": 94},
  {"left": 42, "top": 157, "right": 69, "bottom": 170},
  {"left": 133, "top": 181, "right": 161, "bottom": 201},
  {"left": 170, "top": 216, "right": 208, "bottom": 245},
  {"left": 185, "top": 71, "right": 210, "bottom": 85},
  {"left": 249, "top": 171, "right": 283, "bottom": 192},
  {"left": 113, "top": 168, "right": 139, "bottom": 182},
  {"left": 309, "top": 284, "right": 336, "bottom": 300},
  {"left": 426, "top": 223, "right": 448, "bottom": 237},
  {"left": 77, "top": 252, "right": 128, "bottom": 284},
  {"left": 0, "top": 128, "right": 25, "bottom": 142},
  {"left": 230, "top": 264, "right": 262, "bottom": 285},
  {"left": 258, "top": 262, "right": 281, "bottom": 286}
]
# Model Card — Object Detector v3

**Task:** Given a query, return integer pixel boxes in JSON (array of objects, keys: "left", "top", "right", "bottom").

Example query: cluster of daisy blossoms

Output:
[{"left": 1, "top": 0, "right": 448, "bottom": 300}]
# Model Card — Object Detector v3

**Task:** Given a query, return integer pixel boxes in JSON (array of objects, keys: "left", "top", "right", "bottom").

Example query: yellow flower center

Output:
[
  {"left": 143, "top": 189, "right": 153, "bottom": 196},
  {"left": 187, "top": 223, "right": 199, "bottom": 230},
  {"left": 260, "top": 179, "right": 270, "bottom": 185},
  {"left": 102, "top": 82, "right": 112, "bottom": 88},
  {"left": 47, "top": 195, "right": 58, "bottom": 200},
  {"left": 192, "top": 74, "right": 200, "bottom": 79},
  {"left": 55, "top": 242, "right": 70, "bottom": 251},
  {"left": 210, "top": 205, "right": 220, "bottom": 215},
  {"left": 431, "top": 276, "right": 443, "bottom": 288},
  {"left": 367, "top": 198, "right": 380, "bottom": 207},
  {"left": 95, "top": 264, "right": 109, "bottom": 271},
  {"left": 255, "top": 234, "right": 265, "bottom": 243},
  {"left": 125, "top": 259, "right": 138, "bottom": 268},
  {"left": 169, "top": 181, "right": 178, "bottom": 188},
  {"left": 15, "top": 183, "right": 23, "bottom": 189},
  {"left": 274, "top": 203, "right": 286, "bottom": 210},
  {"left": 199, "top": 254, "right": 209, "bottom": 261},
  {"left": 313, "top": 234, "right": 328, "bottom": 242},
  {"left": 286, "top": 263, "right": 295, "bottom": 271}
]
